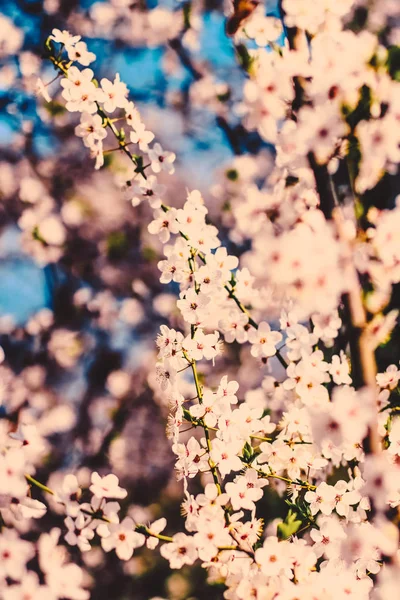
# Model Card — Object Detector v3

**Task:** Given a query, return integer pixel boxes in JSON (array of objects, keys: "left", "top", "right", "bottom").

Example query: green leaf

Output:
[
  {"left": 235, "top": 44, "right": 254, "bottom": 74},
  {"left": 277, "top": 510, "right": 302, "bottom": 541},
  {"left": 106, "top": 231, "right": 129, "bottom": 259},
  {"left": 45, "top": 101, "right": 66, "bottom": 117},
  {"left": 142, "top": 246, "right": 158, "bottom": 262},
  {"left": 241, "top": 442, "right": 254, "bottom": 463},
  {"left": 387, "top": 45, "right": 400, "bottom": 81}
]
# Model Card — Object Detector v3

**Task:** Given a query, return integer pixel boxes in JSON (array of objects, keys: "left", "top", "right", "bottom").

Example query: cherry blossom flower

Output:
[
  {"left": 148, "top": 207, "right": 180, "bottom": 243},
  {"left": 131, "top": 175, "right": 165, "bottom": 208},
  {"left": 219, "top": 309, "right": 249, "bottom": 343},
  {"left": 376, "top": 364, "right": 400, "bottom": 390},
  {"left": 332, "top": 480, "right": 361, "bottom": 518},
  {"left": 209, "top": 438, "right": 243, "bottom": 478},
  {"left": 146, "top": 518, "right": 167, "bottom": 550},
  {"left": 255, "top": 536, "right": 293, "bottom": 577},
  {"left": 89, "top": 472, "right": 127, "bottom": 499},
  {"left": 97, "top": 74, "right": 128, "bottom": 112},
  {"left": 3, "top": 571, "right": 52, "bottom": 600},
  {"left": 305, "top": 482, "right": 337, "bottom": 516},
  {"left": 75, "top": 113, "right": 107, "bottom": 148},
  {"left": 310, "top": 515, "right": 346, "bottom": 559},
  {"left": 189, "top": 389, "right": 223, "bottom": 428},
  {"left": 130, "top": 122, "right": 155, "bottom": 151},
  {"left": 176, "top": 289, "right": 211, "bottom": 326},
  {"left": 184, "top": 329, "right": 222, "bottom": 362},
  {"left": 49, "top": 28, "right": 81, "bottom": 48},
  {"left": 0, "top": 449, "right": 29, "bottom": 499},
  {"left": 226, "top": 469, "right": 268, "bottom": 512},
  {"left": 101, "top": 517, "right": 145, "bottom": 560},
  {"left": 0, "top": 528, "right": 35, "bottom": 581},
  {"left": 328, "top": 352, "right": 351, "bottom": 385},
  {"left": 54, "top": 474, "right": 82, "bottom": 517},
  {"left": 248, "top": 322, "right": 282, "bottom": 359},
  {"left": 148, "top": 143, "right": 176, "bottom": 174},
  {"left": 64, "top": 513, "right": 95, "bottom": 552},
  {"left": 160, "top": 533, "right": 198, "bottom": 569},
  {"left": 67, "top": 41, "right": 96, "bottom": 66},
  {"left": 35, "top": 78, "right": 52, "bottom": 103}
]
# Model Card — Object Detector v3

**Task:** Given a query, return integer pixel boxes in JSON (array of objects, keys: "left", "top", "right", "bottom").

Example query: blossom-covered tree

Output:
[{"left": 0, "top": 0, "right": 400, "bottom": 598}]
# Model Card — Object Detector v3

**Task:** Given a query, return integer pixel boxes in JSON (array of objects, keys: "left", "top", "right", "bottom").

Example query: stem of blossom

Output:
[
  {"left": 224, "top": 284, "right": 288, "bottom": 368},
  {"left": 24, "top": 476, "right": 181, "bottom": 542},
  {"left": 183, "top": 412, "right": 271, "bottom": 443},
  {"left": 47, "top": 50, "right": 148, "bottom": 179},
  {"left": 250, "top": 435, "right": 272, "bottom": 442},
  {"left": 25, "top": 474, "right": 55, "bottom": 496},
  {"left": 99, "top": 110, "right": 147, "bottom": 177},
  {"left": 45, "top": 73, "right": 62, "bottom": 87},
  {"left": 177, "top": 363, "right": 193, "bottom": 373},
  {"left": 103, "top": 142, "right": 136, "bottom": 154},
  {"left": 295, "top": 522, "right": 312, "bottom": 536},
  {"left": 136, "top": 525, "right": 174, "bottom": 543},
  {"left": 190, "top": 358, "right": 223, "bottom": 495},
  {"left": 80, "top": 508, "right": 111, "bottom": 522},
  {"left": 257, "top": 469, "right": 315, "bottom": 491},
  {"left": 160, "top": 204, "right": 287, "bottom": 371}
]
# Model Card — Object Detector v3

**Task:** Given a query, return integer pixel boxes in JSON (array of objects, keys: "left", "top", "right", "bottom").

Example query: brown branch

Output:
[{"left": 283, "top": 23, "right": 381, "bottom": 455}]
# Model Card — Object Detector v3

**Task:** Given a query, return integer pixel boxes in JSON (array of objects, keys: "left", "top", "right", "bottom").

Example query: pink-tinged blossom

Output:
[
  {"left": 148, "top": 142, "right": 176, "bottom": 174},
  {"left": 376, "top": 364, "right": 400, "bottom": 390},
  {"left": 97, "top": 74, "right": 128, "bottom": 112},
  {"left": 219, "top": 309, "right": 249, "bottom": 344},
  {"left": 148, "top": 207, "right": 180, "bottom": 243},
  {"left": 64, "top": 513, "right": 95, "bottom": 552},
  {"left": 0, "top": 528, "right": 35, "bottom": 581},
  {"left": 75, "top": 113, "right": 107, "bottom": 148},
  {"left": 89, "top": 472, "right": 127, "bottom": 499},
  {"left": 131, "top": 174, "right": 165, "bottom": 209},
  {"left": 305, "top": 482, "right": 337, "bottom": 516},
  {"left": 172, "top": 436, "right": 208, "bottom": 479},
  {"left": 362, "top": 455, "right": 400, "bottom": 510},
  {"left": 130, "top": 122, "right": 155, "bottom": 151},
  {"left": 49, "top": 28, "right": 81, "bottom": 48},
  {"left": 0, "top": 449, "right": 29, "bottom": 499},
  {"left": 160, "top": 533, "right": 198, "bottom": 569},
  {"left": 146, "top": 518, "right": 167, "bottom": 550},
  {"left": 216, "top": 376, "right": 239, "bottom": 405},
  {"left": 101, "top": 517, "right": 145, "bottom": 560},
  {"left": 310, "top": 515, "right": 346, "bottom": 559},
  {"left": 54, "top": 474, "right": 81, "bottom": 517},
  {"left": 248, "top": 321, "right": 282, "bottom": 359},
  {"left": 255, "top": 536, "right": 293, "bottom": 578},
  {"left": 184, "top": 329, "right": 222, "bottom": 363},
  {"left": 67, "top": 41, "right": 96, "bottom": 66},
  {"left": 176, "top": 289, "right": 211, "bottom": 326},
  {"left": 209, "top": 438, "right": 243, "bottom": 478},
  {"left": 3, "top": 571, "right": 53, "bottom": 600},
  {"left": 226, "top": 469, "right": 268, "bottom": 512},
  {"left": 190, "top": 389, "right": 221, "bottom": 428}
]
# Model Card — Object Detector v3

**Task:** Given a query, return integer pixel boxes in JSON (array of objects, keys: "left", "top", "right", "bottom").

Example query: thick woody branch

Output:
[{"left": 282, "top": 21, "right": 381, "bottom": 455}]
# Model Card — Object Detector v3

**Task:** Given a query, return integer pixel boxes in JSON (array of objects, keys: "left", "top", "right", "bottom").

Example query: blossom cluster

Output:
[{"left": 0, "top": 0, "right": 400, "bottom": 597}]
